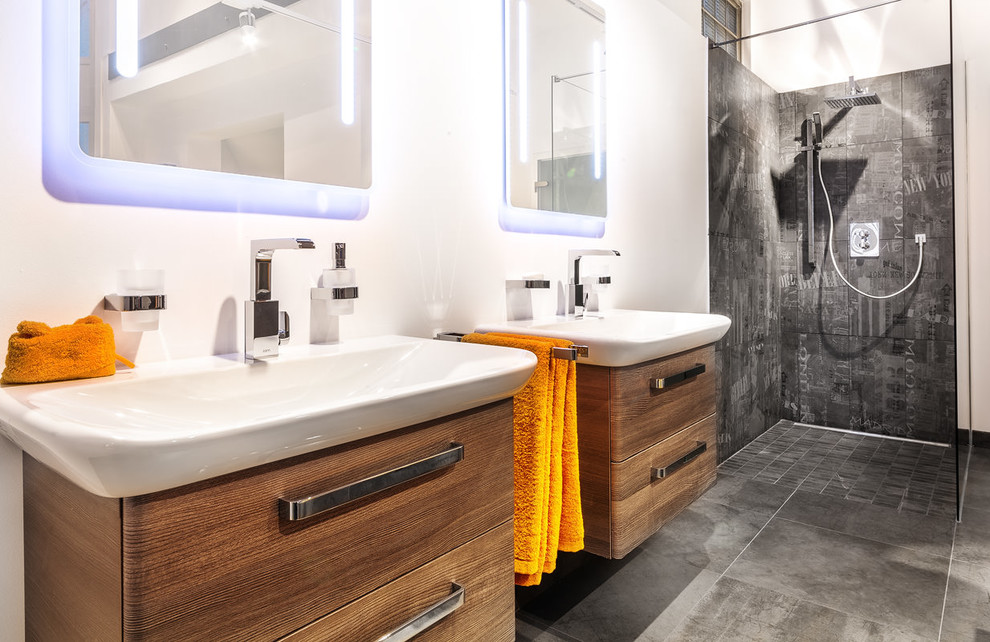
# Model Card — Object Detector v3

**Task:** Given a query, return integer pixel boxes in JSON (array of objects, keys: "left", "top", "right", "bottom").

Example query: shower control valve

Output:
[
  {"left": 853, "top": 228, "right": 872, "bottom": 250},
  {"left": 849, "top": 222, "right": 880, "bottom": 258}
]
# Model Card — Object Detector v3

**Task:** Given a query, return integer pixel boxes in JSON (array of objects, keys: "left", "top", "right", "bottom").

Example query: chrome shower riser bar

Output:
[{"left": 709, "top": 0, "right": 902, "bottom": 49}]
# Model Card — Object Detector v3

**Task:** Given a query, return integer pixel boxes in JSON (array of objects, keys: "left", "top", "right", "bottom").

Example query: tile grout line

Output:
[
  {"left": 936, "top": 521, "right": 958, "bottom": 641},
  {"left": 771, "top": 514, "right": 955, "bottom": 561}
]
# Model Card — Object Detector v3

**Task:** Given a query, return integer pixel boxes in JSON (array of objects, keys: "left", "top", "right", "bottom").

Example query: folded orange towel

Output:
[
  {"left": 1, "top": 316, "right": 126, "bottom": 385},
  {"left": 465, "top": 332, "right": 584, "bottom": 587}
]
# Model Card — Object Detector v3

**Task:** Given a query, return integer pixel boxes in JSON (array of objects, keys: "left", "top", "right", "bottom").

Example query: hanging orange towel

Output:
[
  {"left": 466, "top": 332, "right": 585, "bottom": 587},
  {"left": 489, "top": 333, "right": 584, "bottom": 585},
  {"left": 557, "top": 356, "right": 585, "bottom": 552},
  {"left": 1, "top": 316, "right": 127, "bottom": 385},
  {"left": 462, "top": 332, "right": 554, "bottom": 579}
]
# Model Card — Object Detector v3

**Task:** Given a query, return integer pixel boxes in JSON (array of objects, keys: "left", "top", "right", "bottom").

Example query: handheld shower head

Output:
[
  {"left": 825, "top": 76, "right": 882, "bottom": 108},
  {"left": 805, "top": 112, "right": 823, "bottom": 149}
]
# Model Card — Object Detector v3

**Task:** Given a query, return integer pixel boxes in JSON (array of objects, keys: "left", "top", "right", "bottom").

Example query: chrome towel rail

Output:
[{"left": 434, "top": 332, "right": 588, "bottom": 361}]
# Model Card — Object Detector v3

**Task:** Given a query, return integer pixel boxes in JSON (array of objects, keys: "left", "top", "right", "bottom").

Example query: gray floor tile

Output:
[
  {"left": 637, "top": 498, "right": 774, "bottom": 574},
  {"left": 698, "top": 473, "right": 795, "bottom": 516},
  {"left": 940, "top": 558, "right": 990, "bottom": 642},
  {"left": 776, "top": 489, "right": 956, "bottom": 558},
  {"left": 953, "top": 505, "right": 990, "bottom": 567},
  {"left": 962, "top": 449, "right": 990, "bottom": 512},
  {"left": 515, "top": 614, "right": 582, "bottom": 642},
  {"left": 724, "top": 518, "right": 949, "bottom": 639},
  {"left": 634, "top": 570, "right": 721, "bottom": 641},
  {"left": 516, "top": 549, "right": 720, "bottom": 642},
  {"left": 665, "top": 576, "right": 927, "bottom": 642}
]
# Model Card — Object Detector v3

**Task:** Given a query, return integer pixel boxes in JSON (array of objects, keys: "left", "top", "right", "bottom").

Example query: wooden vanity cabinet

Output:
[
  {"left": 576, "top": 345, "right": 718, "bottom": 559},
  {"left": 24, "top": 400, "right": 516, "bottom": 642}
]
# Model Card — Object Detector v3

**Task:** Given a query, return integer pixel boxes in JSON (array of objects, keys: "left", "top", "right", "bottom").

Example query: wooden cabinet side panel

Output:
[
  {"left": 610, "top": 346, "right": 716, "bottom": 461},
  {"left": 24, "top": 455, "right": 122, "bottom": 642},
  {"left": 609, "top": 415, "right": 718, "bottom": 558},
  {"left": 575, "top": 364, "right": 612, "bottom": 558},
  {"left": 282, "top": 521, "right": 515, "bottom": 642},
  {"left": 121, "top": 400, "right": 514, "bottom": 642}
]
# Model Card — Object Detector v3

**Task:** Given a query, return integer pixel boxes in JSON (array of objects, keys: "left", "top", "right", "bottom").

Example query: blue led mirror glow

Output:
[
  {"left": 500, "top": 0, "right": 607, "bottom": 238},
  {"left": 42, "top": 0, "right": 370, "bottom": 219}
]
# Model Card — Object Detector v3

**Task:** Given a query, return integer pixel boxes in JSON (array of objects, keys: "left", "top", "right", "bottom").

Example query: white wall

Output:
[
  {"left": 951, "top": 0, "right": 990, "bottom": 435},
  {"left": 749, "top": 0, "right": 949, "bottom": 92},
  {"left": 653, "top": 0, "right": 700, "bottom": 31},
  {"left": 0, "top": 0, "right": 709, "bottom": 635}
]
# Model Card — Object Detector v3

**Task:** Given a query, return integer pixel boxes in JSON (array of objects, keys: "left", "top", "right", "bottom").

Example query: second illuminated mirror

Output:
[{"left": 504, "top": 0, "right": 606, "bottom": 226}]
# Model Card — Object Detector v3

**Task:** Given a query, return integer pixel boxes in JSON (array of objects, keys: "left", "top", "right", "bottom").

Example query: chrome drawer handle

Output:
[
  {"left": 377, "top": 582, "right": 465, "bottom": 642},
  {"left": 279, "top": 443, "right": 464, "bottom": 521},
  {"left": 651, "top": 441, "right": 707, "bottom": 480},
  {"left": 650, "top": 363, "right": 706, "bottom": 390}
]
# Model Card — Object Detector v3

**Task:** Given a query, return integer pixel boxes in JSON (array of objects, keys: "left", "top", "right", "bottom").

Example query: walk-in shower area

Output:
[{"left": 709, "top": 46, "right": 956, "bottom": 459}]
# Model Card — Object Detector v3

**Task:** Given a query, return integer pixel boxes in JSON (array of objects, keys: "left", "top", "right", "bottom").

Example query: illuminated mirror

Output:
[
  {"left": 501, "top": 0, "right": 606, "bottom": 237},
  {"left": 44, "top": 0, "right": 371, "bottom": 219}
]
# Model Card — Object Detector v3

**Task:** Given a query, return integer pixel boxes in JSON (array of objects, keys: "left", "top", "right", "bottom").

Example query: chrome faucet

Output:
[
  {"left": 245, "top": 238, "right": 316, "bottom": 361},
  {"left": 567, "top": 249, "right": 620, "bottom": 317}
]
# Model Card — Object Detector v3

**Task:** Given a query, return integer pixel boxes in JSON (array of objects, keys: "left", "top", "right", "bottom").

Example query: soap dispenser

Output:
[{"left": 319, "top": 242, "right": 358, "bottom": 315}]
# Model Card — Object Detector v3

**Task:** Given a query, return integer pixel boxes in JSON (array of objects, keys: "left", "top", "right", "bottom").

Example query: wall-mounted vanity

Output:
[
  {"left": 2, "top": 337, "right": 536, "bottom": 640},
  {"left": 477, "top": 309, "right": 732, "bottom": 558}
]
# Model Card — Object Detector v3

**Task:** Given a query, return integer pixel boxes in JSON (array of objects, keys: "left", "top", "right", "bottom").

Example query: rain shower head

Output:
[
  {"left": 825, "top": 76, "right": 882, "bottom": 108},
  {"left": 825, "top": 93, "right": 882, "bottom": 108}
]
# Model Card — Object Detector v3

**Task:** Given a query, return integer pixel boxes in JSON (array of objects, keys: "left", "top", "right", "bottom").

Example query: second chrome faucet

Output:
[
  {"left": 567, "top": 249, "right": 620, "bottom": 317},
  {"left": 245, "top": 238, "right": 316, "bottom": 361}
]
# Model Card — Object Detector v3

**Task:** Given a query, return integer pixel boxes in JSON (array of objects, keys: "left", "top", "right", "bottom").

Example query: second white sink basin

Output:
[
  {"left": 476, "top": 309, "right": 731, "bottom": 367},
  {"left": 0, "top": 335, "right": 536, "bottom": 497}
]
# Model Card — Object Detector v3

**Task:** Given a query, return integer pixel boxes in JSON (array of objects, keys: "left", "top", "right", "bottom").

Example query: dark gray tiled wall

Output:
[
  {"left": 708, "top": 47, "right": 956, "bottom": 458},
  {"left": 708, "top": 47, "right": 782, "bottom": 462},
  {"left": 776, "top": 65, "right": 956, "bottom": 444}
]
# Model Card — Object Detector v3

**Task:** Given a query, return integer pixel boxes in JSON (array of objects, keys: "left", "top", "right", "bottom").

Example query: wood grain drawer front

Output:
[
  {"left": 282, "top": 521, "right": 515, "bottom": 642},
  {"left": 609, "top": 345, "right": 715, "bottom": 462},
  {"left": 609, "top": 414, "right": 717, "bottom": 559},
  {"left": 24, "top": 455, "right": 123, "bottom": 642},
  {"left": 121, "top": 400, "right": 514, "bottom": 642}
]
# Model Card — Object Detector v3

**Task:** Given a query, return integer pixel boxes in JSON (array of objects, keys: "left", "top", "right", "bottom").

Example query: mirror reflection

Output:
[
  {"left": 79, "top": 0, "right": 371, "bottom": 189},
  {"left": 505, "top": 0, "right": 606, "bottom": 220}
]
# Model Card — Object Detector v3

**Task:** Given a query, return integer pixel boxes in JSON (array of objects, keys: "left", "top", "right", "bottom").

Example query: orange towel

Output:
[
  {"left": 465, "top": 332, "right": 585, "bottom": 587},
  {"left": 557, "top": 356, "right": 585, "bottom": 552},
  {"left": 462, "top": 332, "right": 554, "bottom": 578},
  {"left": 1, "top": 316, "right": 127, "bottom": 385}
]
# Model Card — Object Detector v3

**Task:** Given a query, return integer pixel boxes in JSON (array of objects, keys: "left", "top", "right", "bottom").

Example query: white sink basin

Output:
[
  {"left": 0, "top": 335, "right": 536, "bottom": 497},
  {"left": 476, "top": 309, "right": 731, "bottom": 367}
]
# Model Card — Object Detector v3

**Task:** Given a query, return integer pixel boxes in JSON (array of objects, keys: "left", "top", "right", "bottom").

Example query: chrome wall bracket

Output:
[
  {"left": 311, "top": 286, "right": 359, "bottom": 300},
  {"left": 104, "top": 294, "right": 167, "bottom": 312},
  {"left": 506, "top": 279, "right": 551, "bottom": 289}
]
